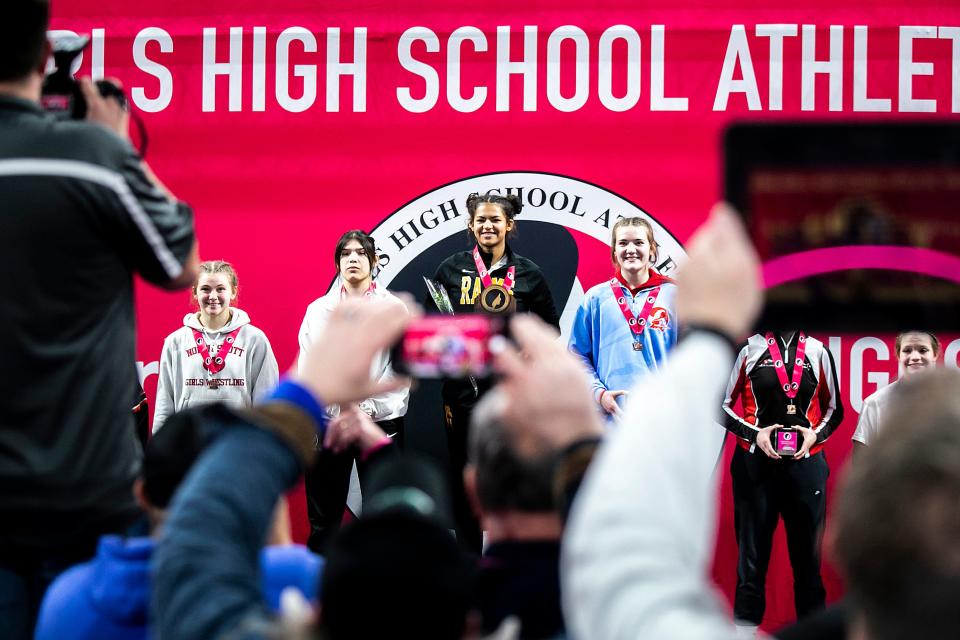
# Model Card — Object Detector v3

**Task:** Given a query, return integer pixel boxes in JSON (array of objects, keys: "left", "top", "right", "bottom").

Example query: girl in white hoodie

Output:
[{"left": 153, "top": 260, "right": 279, "bottom": 432}]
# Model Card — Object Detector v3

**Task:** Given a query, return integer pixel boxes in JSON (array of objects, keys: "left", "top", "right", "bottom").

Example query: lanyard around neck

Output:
[
  {"left": 765, "top": 331, "right": 807, "bottom": 399},
  {"left": 609, "top": 279, "right": 661, "bottom": 343},
  {"left": 473, "top": 246, "right": 515, "bottom": 293},
  {"left": 192, "top": 327, "right": 242, "bottom": 374}
]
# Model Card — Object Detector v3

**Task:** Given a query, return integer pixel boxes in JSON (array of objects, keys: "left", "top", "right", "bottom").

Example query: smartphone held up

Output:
[
  {"left": 390, "top": 314, "right": 505, "bottom": 380},
  {"left": 725, "top": 122, "right": 960, "bottom": 335}
]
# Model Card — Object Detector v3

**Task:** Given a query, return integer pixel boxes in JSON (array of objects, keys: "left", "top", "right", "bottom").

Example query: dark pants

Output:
[
  {"left": 305, "top": 416, "right": 404, "bottom": 553},
  {"left": 0, "top": 513, "right": 144, "bottom": 640},
  {"left": 444, "top": 401, "right": 483, "bottom": 554},
  {"left": 0, "top": 552, "right": 88, "bottom": 640},
  {"left": 731, "top": 446, "right": 829, "bottom": 625}
]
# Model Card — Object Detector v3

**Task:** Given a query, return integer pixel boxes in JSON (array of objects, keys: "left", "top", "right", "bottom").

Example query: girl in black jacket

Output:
[{"left": 429, "top": 192, "right": 559, "bottom": 551}]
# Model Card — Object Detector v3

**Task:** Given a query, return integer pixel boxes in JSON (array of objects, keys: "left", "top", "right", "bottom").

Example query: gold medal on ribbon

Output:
[
  {"left": 472, "top": 245, "right": 517, "bottom": 314},
  {"left": 477, "top": 283, "right": 516, "bottom": 314}
]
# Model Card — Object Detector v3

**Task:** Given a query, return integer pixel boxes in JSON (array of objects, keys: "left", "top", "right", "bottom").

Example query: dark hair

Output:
[
  {"left": 363, "top": 454, "right": 454, "bottom": 529},
  {"left": 142, "top": 410, "right": 211, "bottom": 509},
  {"left": 320, "top": 511, "right": 473, "bottom": 639},
  {"left": 468, "top": 390, "right": 556, "bottom": 512},
  {"left": 465, "top": 192, "right": 523, "bottom": 241},
  {"left": 465, "top": 192, "right": 523, "bottom": 221},
  {"left": 334, "top": 230, "right": 377, "bottom": 272},
  {"left": 0, "top": 1, "right": 50, "bottom": 82},
  {"left": 833, "top": 369, "right": 960, "bottom": 640}
]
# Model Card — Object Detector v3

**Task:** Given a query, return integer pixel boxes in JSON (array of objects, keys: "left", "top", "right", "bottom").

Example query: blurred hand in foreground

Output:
[
  {"left": 294, "top": 296, "right": 414, "bottom": 407},
  {"left": 490, "top": 204, "right": 762, "bottom": 455},
  {"left": 323, "top": 404, "right": 389, "bottom": 454},
  {"left": 492, "top": 316, "right": 603, "bottom": 456},
  {"left": 675, "top": 203, "right": 762, "bottom": 342}
]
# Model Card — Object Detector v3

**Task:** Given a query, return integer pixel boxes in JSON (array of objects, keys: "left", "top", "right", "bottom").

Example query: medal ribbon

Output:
[
  {"left": 192, "top": 327, "right": 242, "bottom": 375},
  {"left": 609, "top": 279, "right": 661, "bottom": 342},
  {"left": 765, "top": 331, "right": 807, "bottom": 399},
  {"left": 473, "top": 246, "right": 515, "bottom": 293},
  {"left": 340, "top": 281, "right": 377, "bottom": 299}
]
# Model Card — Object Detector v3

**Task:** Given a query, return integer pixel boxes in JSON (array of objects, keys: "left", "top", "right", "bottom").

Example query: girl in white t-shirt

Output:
[{"left": 852, "top": 331, "right": 940, "bottom": 455}]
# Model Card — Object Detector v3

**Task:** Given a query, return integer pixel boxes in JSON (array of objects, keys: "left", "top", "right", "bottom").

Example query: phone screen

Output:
[
  {"left": 392, "top": 315, "right": 503, "bottom": 379},
  {"left": 725, "top": 123, "right": 960, "bottom": 333}
]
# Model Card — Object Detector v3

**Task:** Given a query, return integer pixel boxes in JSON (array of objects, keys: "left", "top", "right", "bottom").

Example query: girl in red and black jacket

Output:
[{"left": 721, "top": 331, "right": 844, "bottom": 633}]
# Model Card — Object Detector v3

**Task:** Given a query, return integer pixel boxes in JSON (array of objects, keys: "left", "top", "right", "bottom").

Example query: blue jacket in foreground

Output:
[
  {"left": 151, "top": 387, "right": 327, "bottom": 640},
  {"left": 35, "top": 534, "right": 323, "bottom": 640}
]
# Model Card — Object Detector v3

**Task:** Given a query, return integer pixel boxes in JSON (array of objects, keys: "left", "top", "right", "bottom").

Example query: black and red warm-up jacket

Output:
[{"left": 721, "top": 332, "right": 844, "bottom": 456}]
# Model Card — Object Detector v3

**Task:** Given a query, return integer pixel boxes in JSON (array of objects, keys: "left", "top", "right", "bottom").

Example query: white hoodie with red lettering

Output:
[{"left": 153, "top": 308, "right": 279, "bottom": 432}]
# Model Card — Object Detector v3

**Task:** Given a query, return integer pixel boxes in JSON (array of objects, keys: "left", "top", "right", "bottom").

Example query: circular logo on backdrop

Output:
[{"left": 351, "top": 171, "right": 686, "bottom": 337}]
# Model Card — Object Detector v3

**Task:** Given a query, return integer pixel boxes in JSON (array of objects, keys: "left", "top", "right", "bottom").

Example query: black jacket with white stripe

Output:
[
  {"left": 0, "top": 94, "right": 195, "bottom": 553},
  {"left": 721, "top": 332, "right": 844, "bottom": 457}
]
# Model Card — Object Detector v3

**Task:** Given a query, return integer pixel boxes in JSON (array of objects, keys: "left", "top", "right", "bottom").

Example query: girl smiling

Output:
[
  {"left": 153, "top": 260, "right": 278, "bottom": 432},
  {"left": 429, "top": 192, "right": 559, "bottom": 551},
  {"left": 569, "top": 217, "right": 678, "bottom": 419}
]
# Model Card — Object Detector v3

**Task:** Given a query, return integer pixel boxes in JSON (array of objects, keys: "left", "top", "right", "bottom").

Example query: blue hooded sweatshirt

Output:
[{"left": 35, "top": 535, "right": 323, "bottom": 640}]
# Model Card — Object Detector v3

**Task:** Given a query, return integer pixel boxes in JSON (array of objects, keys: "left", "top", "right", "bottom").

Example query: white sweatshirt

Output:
[
  {"left": 153, "top": 308, "right": 279, "bottom": 432},
  {"left": 297, "top": 286, "right": 409, "bottom": 421}
]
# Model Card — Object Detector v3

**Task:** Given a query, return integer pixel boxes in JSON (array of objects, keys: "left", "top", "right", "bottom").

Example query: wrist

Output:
[{"left": 266, "top": 378, "right": 329, "bottom": 434}]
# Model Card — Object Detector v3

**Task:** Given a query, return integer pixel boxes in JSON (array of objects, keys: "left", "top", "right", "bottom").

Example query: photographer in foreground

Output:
[{"left": 0, "top": 3, "right": 197, "bottom": 637}]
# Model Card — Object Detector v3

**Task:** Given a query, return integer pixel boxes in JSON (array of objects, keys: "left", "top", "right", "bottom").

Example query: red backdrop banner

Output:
[{"left": 54, "top": 0, "right": 960, "bottom": 630}]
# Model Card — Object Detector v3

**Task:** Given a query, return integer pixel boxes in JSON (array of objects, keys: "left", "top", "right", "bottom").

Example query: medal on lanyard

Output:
[
  {"left": 473, "top": 246, "right": 516, "bottom": 314},
  {"left": 192, "top": 327, "right": 242, "bottom": 389},
  {"left": 609, "top": 279, "right": 661, "bottom": 352},
  {"left": 765, "top": 332, "right": 807, "bottom": 414}
]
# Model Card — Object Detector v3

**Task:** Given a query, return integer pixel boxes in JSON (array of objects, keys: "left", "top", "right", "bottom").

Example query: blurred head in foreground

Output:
[
  {"left": 834, "top": 368, "right": 960, "bottom": 640},
  {"left": 319, "top": 455, "right": 474, "bottom": 639}
]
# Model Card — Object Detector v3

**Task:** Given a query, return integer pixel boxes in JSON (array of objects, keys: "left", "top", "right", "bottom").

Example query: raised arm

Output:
[
  {"left": 153, "top": 298, "right": 414, "bottom": 639},
  {"left": 81, "top": 78, "right": 198, "bottom": 290},
  {"left": 564, "top": 332, "right": 743, "bottom": 640},
  {"left": 562, "top": 204, "right": 764, "bottom": 640}
]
